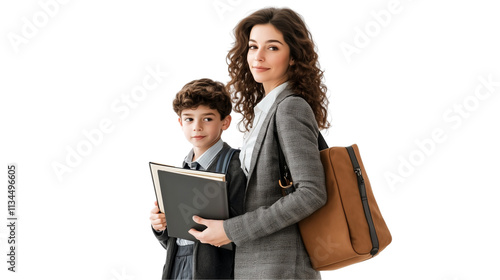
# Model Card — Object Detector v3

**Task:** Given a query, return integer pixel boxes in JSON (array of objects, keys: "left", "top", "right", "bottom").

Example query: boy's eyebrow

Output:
[
  {"left": 249, "top": 38, "right": 284, "bottom": 45},
  {"left": 181, "top": 112, "right": 217, "bottom": 116}
]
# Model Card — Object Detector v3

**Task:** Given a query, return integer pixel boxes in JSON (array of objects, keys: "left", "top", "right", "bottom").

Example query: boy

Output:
[{"left": 150, "top": 78, "right": 245, "bottom": 279}]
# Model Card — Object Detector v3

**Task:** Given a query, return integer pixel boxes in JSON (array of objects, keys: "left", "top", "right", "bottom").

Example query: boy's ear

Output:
[
  {"left": 221, "top": 115, "right": 232, "bottom": 130},
  {"left": 178, "top": 117, "right": 183, "bottom": 127}
]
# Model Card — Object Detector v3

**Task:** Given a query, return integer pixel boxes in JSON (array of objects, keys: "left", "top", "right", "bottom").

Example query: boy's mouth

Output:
[{"left": 192, "top": 136, "right": 206, "bottom": 140}]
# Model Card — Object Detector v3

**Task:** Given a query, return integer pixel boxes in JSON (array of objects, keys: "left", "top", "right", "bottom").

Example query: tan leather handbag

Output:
[{"left": 276, "top": 131, "right": 392, "bottom": 270}]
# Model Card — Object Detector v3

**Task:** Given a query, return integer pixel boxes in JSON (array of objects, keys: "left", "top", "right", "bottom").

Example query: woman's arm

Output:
[{"left": 223, "top": 96, "right": 327, "bottom": 245}]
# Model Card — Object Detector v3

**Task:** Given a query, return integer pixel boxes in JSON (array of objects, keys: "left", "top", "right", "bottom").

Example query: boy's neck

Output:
[{"left": 192, "top": 138, "right": 222, "bottom": 162}]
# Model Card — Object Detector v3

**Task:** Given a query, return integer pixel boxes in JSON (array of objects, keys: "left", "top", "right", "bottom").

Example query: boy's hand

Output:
[
  {"left": 150, "top": 201, "right": 166, "bottom": 231},
  {"left": 188, "top": 215, "right": 231, "bottom": 247}
]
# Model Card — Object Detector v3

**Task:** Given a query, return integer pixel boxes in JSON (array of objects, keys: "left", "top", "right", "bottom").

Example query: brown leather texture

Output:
[{"left": 298, "top": 144, "right": 392, "bottom": 270}]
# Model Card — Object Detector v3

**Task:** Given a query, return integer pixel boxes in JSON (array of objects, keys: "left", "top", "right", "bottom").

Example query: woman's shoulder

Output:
[
  {"left": 275, "top": 89, "right": 310, "bottom": 110},
  {"left": 276, "top": 93, "right": 314, "bottom": 119}
]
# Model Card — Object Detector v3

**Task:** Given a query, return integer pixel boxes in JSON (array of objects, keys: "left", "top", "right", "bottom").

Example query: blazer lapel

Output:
[{"left": 246, "top": 88, "right": 296, "bottom": 181}]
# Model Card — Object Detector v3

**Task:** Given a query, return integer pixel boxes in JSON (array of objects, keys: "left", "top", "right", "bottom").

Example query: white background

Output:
[{"left": 1, "top": 0, "right": 499, "bottom": 279}]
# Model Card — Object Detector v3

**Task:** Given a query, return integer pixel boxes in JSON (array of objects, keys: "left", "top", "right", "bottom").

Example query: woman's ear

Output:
[{"left": 289, "top": 58, "right": 295, "bottom": 66}]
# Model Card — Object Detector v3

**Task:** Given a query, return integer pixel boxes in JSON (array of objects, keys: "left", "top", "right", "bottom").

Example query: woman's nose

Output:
[{"left": 254, "top": 48, "right": 264, "bottom": 61}]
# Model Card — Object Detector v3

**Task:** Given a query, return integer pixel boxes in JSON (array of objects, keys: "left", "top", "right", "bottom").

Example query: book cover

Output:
[{"left": 149, "top": 162, "right": 232, "bottom": 249}]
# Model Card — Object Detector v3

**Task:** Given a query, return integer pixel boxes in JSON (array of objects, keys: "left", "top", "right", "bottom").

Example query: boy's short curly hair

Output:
[{"left": 173, "top": 78, "right": 232, "bottom": 120}]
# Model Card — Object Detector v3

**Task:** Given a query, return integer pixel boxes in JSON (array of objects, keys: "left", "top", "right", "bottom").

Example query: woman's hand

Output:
[
  {"left": 150, "top": 201, "right": 166, "bottom": 231},
  {"left": 188, "top": 215, "right": 231, "bottom": 247}
]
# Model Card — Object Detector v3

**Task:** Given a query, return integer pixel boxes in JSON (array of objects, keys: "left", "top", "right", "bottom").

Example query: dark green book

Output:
[{"left": 149, "top": 162, "right": 232, "bottom": 250}]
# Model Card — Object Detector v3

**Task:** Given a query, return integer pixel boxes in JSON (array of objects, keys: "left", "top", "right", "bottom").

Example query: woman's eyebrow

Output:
[{"left": 249, "top": 39, "right": 284, "bottom": 45}]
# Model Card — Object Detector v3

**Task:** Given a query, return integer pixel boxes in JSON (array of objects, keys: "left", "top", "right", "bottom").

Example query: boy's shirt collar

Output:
[{"left": 183, "top": 139, "right": 224, "bottom": 170}]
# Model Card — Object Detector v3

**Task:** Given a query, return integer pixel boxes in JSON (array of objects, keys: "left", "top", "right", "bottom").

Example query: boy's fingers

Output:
[
  {"left": 150, "top": 214, "right": 165, "bottom": 222},
  {"left": 152, "top": 217, "right": 166, "bottom": 227},
  {"left": 153, "top": 224, "right": 166, "bottom": 230}
]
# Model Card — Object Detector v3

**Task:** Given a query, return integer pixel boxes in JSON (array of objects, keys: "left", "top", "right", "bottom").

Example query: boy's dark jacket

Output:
[{"left": 152, "top": 142, "right": 246, "bottom": 279}]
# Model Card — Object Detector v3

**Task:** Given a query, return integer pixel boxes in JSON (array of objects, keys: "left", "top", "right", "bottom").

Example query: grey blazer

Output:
[{"left": 224, "top": 88, "right": 327, "bottom": 279}]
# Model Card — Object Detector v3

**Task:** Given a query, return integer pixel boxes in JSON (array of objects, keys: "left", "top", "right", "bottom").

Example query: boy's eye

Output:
[
  {"left": 184, "top": 118, "right": 193, "bottom": 122},
  {"left": 203, "top": 117, "right": 213, "bottom": 122}
]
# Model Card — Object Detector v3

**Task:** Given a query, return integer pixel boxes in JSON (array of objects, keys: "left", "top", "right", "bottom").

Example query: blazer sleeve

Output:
[
  {"left": 223, "top": 96, "right": 327, "bottom": 245},
  {"left": 152, "top": 226, "right": 170, "bottom": 249}
]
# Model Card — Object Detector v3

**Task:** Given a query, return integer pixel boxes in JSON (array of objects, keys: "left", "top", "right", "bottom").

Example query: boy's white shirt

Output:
[{"left": 183, "top": 138, "right": 224, "bottom": 170}]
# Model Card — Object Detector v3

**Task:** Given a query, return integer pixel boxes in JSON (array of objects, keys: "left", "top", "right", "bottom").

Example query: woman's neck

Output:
[{"left": 263, "top": 79, "right": 288, "bottom": 95}]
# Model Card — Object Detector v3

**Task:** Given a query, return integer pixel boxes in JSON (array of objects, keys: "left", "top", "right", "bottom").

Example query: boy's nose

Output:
[{"left": 193, "top": 121, "right": 202, "bottom": 131}]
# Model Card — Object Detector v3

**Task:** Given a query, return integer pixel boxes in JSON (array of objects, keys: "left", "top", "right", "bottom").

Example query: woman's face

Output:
[{"left": 247, "top": 24, "right": 294, "bottom": 94}]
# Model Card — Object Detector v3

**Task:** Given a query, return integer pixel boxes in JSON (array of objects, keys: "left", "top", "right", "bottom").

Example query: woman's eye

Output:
[
  {"left": 248, "top": 45, "right": 257, "bottom": 50},
  {"left": 269, "top": 46, "right": 278, "bottom": 51}
]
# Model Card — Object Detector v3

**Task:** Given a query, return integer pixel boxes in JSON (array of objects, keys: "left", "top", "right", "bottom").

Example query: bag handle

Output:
[{"left": 346, "top": 146, "right": 379, "bottom": 255}]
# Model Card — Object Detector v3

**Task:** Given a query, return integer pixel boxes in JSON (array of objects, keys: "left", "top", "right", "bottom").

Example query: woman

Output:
[{"left": 189, "top": 7, "right": 329, "bottom": 279}]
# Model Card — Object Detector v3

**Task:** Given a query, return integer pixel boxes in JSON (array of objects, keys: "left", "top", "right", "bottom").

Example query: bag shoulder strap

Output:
[
  {"left": 273, "top": 94, "right": 327, "bottom": 194},
  {"left": 215, "top": 146, "right": 238, "bottom": 174},
  {"left": 318, "top": 131, "right": 329, "bottom": 151}
]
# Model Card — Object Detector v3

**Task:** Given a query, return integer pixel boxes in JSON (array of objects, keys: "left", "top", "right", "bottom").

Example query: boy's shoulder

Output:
[{"left": 212, "top": 142, "right": 240, "bottom": 173}]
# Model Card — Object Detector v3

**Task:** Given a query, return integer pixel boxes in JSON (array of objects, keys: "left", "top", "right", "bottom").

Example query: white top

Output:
[{"left": 240, "top": 82, "right": 289, "bottom": 176}]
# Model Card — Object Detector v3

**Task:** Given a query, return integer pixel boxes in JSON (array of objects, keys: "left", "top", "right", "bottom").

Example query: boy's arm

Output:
[
  {"left": 151, "top": 227, "right": 170, "bottom": 249},
  {"left": 226, "top": 150, "right": 246, "bottom": 217},
  {"left": 150, "top": 201, "right": 170, "bottom": 249}
]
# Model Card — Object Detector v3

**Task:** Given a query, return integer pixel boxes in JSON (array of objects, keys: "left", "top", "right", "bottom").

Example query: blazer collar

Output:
[{"left": 246, "top": 86, "right": 296, "bottom": 180}]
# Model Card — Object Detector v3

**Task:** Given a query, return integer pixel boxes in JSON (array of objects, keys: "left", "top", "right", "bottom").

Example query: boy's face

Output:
[{"left": 178, "top": 105, "right": 231, "bottom": 157}]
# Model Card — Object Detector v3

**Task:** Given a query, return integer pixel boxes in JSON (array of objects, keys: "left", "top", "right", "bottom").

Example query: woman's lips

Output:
[{"left": 253, "top": 66, "right": 270, "bottom": 72}]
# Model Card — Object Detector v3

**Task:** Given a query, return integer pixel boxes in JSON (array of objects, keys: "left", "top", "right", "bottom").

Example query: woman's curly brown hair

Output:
[{"left": 226, "top": 7, "right": 330, "bottom": 132}]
